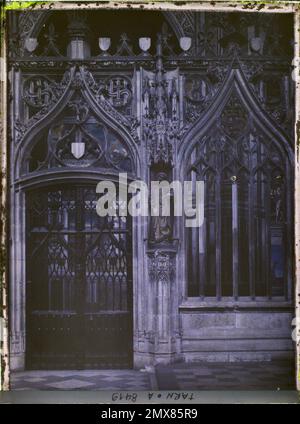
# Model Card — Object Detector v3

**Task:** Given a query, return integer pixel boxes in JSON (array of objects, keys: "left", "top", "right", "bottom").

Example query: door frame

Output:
[{"left": 9, "top": 171, "right": 145, "bottom": 371}]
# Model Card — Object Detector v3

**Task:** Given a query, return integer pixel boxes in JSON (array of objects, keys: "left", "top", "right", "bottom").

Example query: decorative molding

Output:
[
  {"left": 183, "top": 62, "right": 228, "bottom": 126},
  {"left": 141, "top": 36, "right": 180, "bottom": 168},
  {"left": 148, "top": 250, "right": 175, "bottom": 285}
]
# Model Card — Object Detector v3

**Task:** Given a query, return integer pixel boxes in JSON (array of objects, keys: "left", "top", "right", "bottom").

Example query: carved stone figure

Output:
[{"left": 149, "top": 171, "right": 173, "bottom": 244}]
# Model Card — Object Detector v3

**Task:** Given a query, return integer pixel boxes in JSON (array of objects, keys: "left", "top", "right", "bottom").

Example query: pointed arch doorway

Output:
[
  {"left": 26, "top": 182, "right": 133, "bottom": 369},
  {"left": 14, "top": 64, "right": 140, "bottom": 370}
]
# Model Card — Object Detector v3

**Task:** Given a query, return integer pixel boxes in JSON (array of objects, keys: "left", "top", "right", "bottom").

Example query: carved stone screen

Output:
[
  {"left": 6, "top": 7, "right": 296, "bottom": 389},
  {"left": 186, "top": 93, "right": 292, "bottom": 299}
]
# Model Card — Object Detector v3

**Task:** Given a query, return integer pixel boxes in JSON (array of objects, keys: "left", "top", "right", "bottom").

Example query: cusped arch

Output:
[
  {"left": 178, "top": 65, "right": 294, "bottom": 179},
  {"left": 15, "top": 67, "right": 140, "bottom": 182},
  {"left": 181, "top": 65, "right": 294, "bottom": 301}
]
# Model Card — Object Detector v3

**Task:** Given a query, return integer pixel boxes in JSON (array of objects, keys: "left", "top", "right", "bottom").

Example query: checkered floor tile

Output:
[
  {"left": 155, "top": 361, "right": 295, "bottom": 390},
  {"left": 11, "top": 370, "right": 151, "bottom": 391},
  {"left": 10, "top": 361, "right": 295, "bottom": 391}
]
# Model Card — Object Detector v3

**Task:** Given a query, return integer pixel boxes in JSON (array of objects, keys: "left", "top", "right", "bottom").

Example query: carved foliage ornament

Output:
[
  {"left": 22, "top": 75, "right": 68, "bottom": 110},
  {"left": 240, "top": 61, "right": 293, "bottom": 139},
  {"left": 220, "top": 92, "right": 248, "bottom": 138},
  {"left": 15, "top": 70, "right": 72, "bottom": 143},
  {"left": 183, "top": 62, "right": 229, "bottom": 128},
  {"left": 149, "top": 251, "right": 175, "bottom": 284},
  {"left": 27, "top": 96, "right": 133, "bottom": 174},
  {"left": 82, "top": 67, "right": 140, "bottom": 144},
  {"left": 16, "top": 67, "right": 139, "bottom": 146},
  {"left": 142, "top": 67, "right": 180, "bottom": 167},
  {"left": 103, "top": 76, "right": 132, "bottom": 110}
]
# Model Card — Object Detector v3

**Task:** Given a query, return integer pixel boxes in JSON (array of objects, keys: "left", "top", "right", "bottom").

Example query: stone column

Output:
[
  {"left": 10, "top": 189, "right": 26, "bottom": 370},
  {"left": 9, "top": 63, "right": 27, "bottom": 370}
]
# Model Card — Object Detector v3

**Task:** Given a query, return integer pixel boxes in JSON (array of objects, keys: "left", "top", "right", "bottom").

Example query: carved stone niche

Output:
[{"left": 148, "top": 166, "right": 175, "bottom": 246}]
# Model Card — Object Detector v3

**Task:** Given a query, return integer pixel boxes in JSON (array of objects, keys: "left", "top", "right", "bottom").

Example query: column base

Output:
[
  {"left": 10, "top": 353, "right": 25, "bottom": 371},
  {"left": 134, "top": 351, "right": 184, "bottom": 369}
]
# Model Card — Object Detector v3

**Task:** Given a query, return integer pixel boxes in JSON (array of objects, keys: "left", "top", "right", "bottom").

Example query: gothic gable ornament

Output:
[
  {"left": 82, "top": 67, "right": 140, "bottom": 144},
  {"left": 141, "top": 35, "right": 180, "bottom": 169},
  {"left": 24, "top": 91, "right": 134, "bottom": 175},
  {"left": 220, "top": 92, "right": 248, "bottom": 138}
]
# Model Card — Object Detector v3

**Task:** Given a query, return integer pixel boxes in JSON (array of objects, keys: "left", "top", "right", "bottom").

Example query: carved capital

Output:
[{"left": 148, "top": 246, "right": 177, "bottom": 284}]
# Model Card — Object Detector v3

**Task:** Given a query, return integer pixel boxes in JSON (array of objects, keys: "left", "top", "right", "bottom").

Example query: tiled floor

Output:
[
  {"left": 155, "top": 361, "right": 296, "bottom": 390},
  {"left": 10, "top": 369, "right": 151, "bottom": 391},
  {"left": 10, "top": 361, "right": 295, "bottom": 391}
]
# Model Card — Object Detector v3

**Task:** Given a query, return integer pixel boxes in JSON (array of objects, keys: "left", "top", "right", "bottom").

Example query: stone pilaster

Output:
[{"left": 145, "top": 243, "right": 182, "bottom": 365}]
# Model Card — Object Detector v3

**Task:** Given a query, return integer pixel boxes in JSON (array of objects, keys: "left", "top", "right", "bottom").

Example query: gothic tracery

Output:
[{"left": 8, "top": 9, "right": 295, "bottom": 370}]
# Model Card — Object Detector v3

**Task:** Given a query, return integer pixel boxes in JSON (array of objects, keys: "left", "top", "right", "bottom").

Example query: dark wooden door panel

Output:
[
  {"left": 27, "top": 313, "right": 79, "bottom": 369},
  {"left": 84, "top": 312, "right": 132, "bottom": 368},
  {"left": 26, "top": 185, "right": 133, "bottom": 369}
]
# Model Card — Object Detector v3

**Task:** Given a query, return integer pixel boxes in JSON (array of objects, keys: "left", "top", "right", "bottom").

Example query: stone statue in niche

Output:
[
  {"left": 149, "top": 171, "right": 173, "bottom": 244},
  {"left": 270, "top": 174, "right": 284, "bottom": 223}
]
